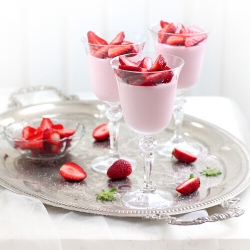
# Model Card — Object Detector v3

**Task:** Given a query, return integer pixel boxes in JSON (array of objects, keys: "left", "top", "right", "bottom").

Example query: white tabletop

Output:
[{"left": 0, "top": 89, "right": 250, "bottom": 250}]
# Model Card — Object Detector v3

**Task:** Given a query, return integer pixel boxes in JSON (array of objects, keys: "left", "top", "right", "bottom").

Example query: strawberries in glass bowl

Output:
[{"left": 3, "top": 117, "right": 85, "bottom": 160}]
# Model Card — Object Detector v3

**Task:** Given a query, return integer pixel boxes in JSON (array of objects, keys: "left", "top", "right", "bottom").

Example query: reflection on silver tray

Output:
[{"left": 0, "top": 100, "right": 249, "bottom": 221}]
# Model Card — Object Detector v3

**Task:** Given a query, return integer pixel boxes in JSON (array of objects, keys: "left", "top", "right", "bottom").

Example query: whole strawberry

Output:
[
  {"left": 176, "top": 174, "right": 200, "bottom": 195},
  {"left": 107, "top": 159, "right": 132, "bottom": 179}
]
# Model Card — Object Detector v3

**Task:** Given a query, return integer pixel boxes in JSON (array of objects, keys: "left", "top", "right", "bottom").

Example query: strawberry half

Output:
[
  {"left": 107, "top": 159, "right": 132, "bottom": 179},
  {"left": 110, "top": 32, "right": 125, "bottom": 45},
  {"left": 172, "top": 148, "right": 197, "bottom": 163},
  {"left": 118, "top": 56, "right": 137, "bottom": 66},
  {"left": 87, "top": 31, "right": 108, "bottom": 45},
  {"left": 185, "top": 34, "right": 207, "bottom": 47},
  {"left": 108, "top": 45, "right": 134, "bottom": 58},
  {"left": 22, "top": 126, "right": 36, "bottom": 139},
  {"left": 39, "top": 117, "right": 53, "bottom": 130},
  {"left": 148, "top": 54, "right": 167, "bottom": 71},
  {"left": 92, "top": 124, "right": 109, "bottom": 141},
  {"left": 166, "top": 35, "right": 185, "bottom": 46},
  {"left": 176, "top": 174, "right": 200, "bottom": 195},
  {"left": 60, "top": 162, "right": 87, "bottom": 181}
]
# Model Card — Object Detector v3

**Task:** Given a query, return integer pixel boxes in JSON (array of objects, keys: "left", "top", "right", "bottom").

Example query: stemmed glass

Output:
[
  {"left": 82, "top": 31, "right": 147, "bottom": 173},
  {"left": 149, "top": 22, "right": 208, "bottom": 157},
  {"left": 110, "top": 52, "right": 184, "bottom": 209}
]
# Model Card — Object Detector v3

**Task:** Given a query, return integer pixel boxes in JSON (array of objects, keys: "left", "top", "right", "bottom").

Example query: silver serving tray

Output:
[{"left": 0, "top": 100, "right": 249, "bottom": 224}]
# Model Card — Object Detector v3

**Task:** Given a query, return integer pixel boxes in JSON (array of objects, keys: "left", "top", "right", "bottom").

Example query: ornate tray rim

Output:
[{"left": 0, "top": 100, "right": 249, "bottom": 223}]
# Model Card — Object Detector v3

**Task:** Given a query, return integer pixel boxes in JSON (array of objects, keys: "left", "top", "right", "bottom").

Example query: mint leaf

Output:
[
  {"left": 96, "top": 188, "right": 117, "bottom": 202},
  {"left": 200, "top": 167, "right": 222, "bottom": 177}
]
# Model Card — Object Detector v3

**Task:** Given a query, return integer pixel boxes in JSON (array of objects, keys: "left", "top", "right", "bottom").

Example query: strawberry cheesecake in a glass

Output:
[
  {"left": 82, "top": 31, "right": 147, "bottom": 173},
  {"left": 149, "top": 21, "right": 208, "bottom": 157},
  {"left": 110, "top": 52, "right": 184, "bottom": 209}
]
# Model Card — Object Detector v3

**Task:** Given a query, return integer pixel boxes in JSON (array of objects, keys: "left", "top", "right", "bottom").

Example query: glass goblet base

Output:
[
  {"left": 91, "top": 155, "right": 137, "bottom": 174},
  {"left": 122, "top": 189, "right": 173, "bottom": 209},
  {"left": 157, "top": 138, "right": 204, "bottom": 158}
]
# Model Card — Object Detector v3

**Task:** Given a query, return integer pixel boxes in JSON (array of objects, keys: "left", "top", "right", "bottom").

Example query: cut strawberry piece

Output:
[
  {"left": 50, "top": 143, "right": 62, "bottom": 154},
  {"left": 52, "top": 124, "right": 64, "bottom": 130},
  {"left": 16, "top": 131, "right": 44, "bottom": 150},
  {"left": 172, "top": 148, "right": 197, "bottom": 163},
  {"left": 138, "top": 57, "right": 153, "bottom": 70},
  {"left": 92, "top": 124, "right": 109, "bottom": 141},
  {"left": 160, "top": 20, "right": 169, "bottom": 28},
  {"left": 107, "top": 159, "right": 132, "bottom": 179},
  {"left": 92, "top": 45, "right": 110, "bottom": 58},
  {"left": 54, "top": 128, "right": 76, "bottom": 138},
  {"left": 176, "top": 174, "right": 200, "bottom": 195},
  {"left": 158, "top": 23, "right": 177, "bottom": 43},
  {"left": 22, "top": 126, "right": 36, "bottom": 139},
  {"left": 185, "top": 34, "right": 207, "bottom": 47},
  {"left": 187, "top": 26, "right": 205, "bottom": 33},
  {"left": 110, "top": 32, "right": 125, "bottom": 45},
  {"left": 60, "top": 162, "right": 87, "bottom": 181},
  {"left": 118, "top": 65, "right": 142, "bottom": 72},
  {"left": 145, "top": 71, "right": 166, "bottom": 84},
  {"left": 166, "top": 35, "right": 185, "bottom": 46},
  {"left": 148, "top": 55, "right": 167, "bottom": 71},
  {"left": 43, "top": 129, "right": 61, "bottom": 145},
  {"left": 122, "top": 40, "right": 139, "bottom": 53},
  {"left": 108, "top": 45, "right": 134, "bottom": 58},
  {"left": 175, "top": 23, "right": 186, "bottom": 34},
  {"left": 162, "top": 66, "right": 174, "bottom": 83},
  {"left": 87, "top": 31, "right": 108, "bottom": 45},
  {"left": 39, "top": 117, "right": 53, "bottom": 130},
  {"left": 118, "top": 56, "right": 137, "bottom": 66}
]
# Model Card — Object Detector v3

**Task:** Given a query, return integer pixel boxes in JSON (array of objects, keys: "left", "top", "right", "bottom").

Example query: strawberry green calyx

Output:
[
  {"left": 96, "top": 188, "right": 117, "bottom": 202},
  {"left": 200, "top": 167, "right": 222, "bottom": 177},
  {"left": 189, "top": 174, "right": 195, "bottom": 179}
]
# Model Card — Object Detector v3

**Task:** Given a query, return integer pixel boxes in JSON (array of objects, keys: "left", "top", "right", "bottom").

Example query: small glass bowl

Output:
[{"left": 3, "top": 118, "right": 85, "bottom": 160}]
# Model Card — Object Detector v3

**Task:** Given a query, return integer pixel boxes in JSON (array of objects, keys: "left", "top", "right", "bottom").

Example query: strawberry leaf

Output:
[
  {"left": 96, "top": 188, "right": 117, "bottom": 202},
  {"left": 200, "top": 167, "right": 222, "bottom": 177}
]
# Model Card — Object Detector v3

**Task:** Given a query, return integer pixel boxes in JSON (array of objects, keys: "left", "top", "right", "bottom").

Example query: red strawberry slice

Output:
[
  {"left": 60, "top": 162, "right": 87, "bottom": 181},
  {"left": 149, "top": 55, "right": 167, "bottom": 71},
  {"left": 118, "top": 56, "right": 137, "bottom": 66},
  {"left": 185, "top": 34, "right": 207, "bottom": 47},
  {"left": 110, "top": 32, "right": 125, "bottom": 45},
  {"left": 145, "top": 71, "right": 167, "bottom": 84},
  {"left": 43, "top": 129, "right": 61, "bottom": 145},
  {"left": 52, "top": 124, "right": 64, "bottom": 130},
  {"left": 166, "top": 35, "right": 185, "bottom": 46},
  {"left": 92, "top": 45, "right": 110, "bottom": 58},
  {"left": 160, "top": 20, "right": 169, "bottom": 28},
  {"left": 122, "top": 40, "right": 139, "bottom": 53},
  {"left": 39, "top": 117, "right": 53, "bottom": 130},
  {"left": 118, "top": 65, "right": 143, "bottom": 72},
  {"left": 87, "top": 31, "right": 108, "bottom": 45},
  {"left": 22, "top": 126, "right": 36, "bottom": 139},
  {"left": 92, "top": 124, "right": 109, "bottom": 141},
  {"left": 16, "top": 131, "right": 44, "bottom": 150},
  {"left": 54, "top": 128, "right": 76, "bottom": 138},
  {"left": 172, "top": 148, "right": 197, "bottom": 163},
  {"left": 108, "top": 45, "right": 134, "bottom": 58},
  {"left": 162, "top": 65, "right": 174, "bottom": 83},
  {"left": 137, "top": 57, "right": 153, "bottom": 70},
  {"left": 175, "top": 23, "right": 186, "bottom": 34},
  {"left": 107, "top": 159, "right": 132, "bottom": 179},
  {"left": 176, "top": 174, "right": 200, "bottom": 195},
  {"left": 158, "top": 23, "right": 177, "bottom": 43}
]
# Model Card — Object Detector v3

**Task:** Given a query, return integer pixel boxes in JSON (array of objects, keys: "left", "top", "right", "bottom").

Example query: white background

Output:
[{"left": 0, "top": 0, "right": 249, "bottom": 128}]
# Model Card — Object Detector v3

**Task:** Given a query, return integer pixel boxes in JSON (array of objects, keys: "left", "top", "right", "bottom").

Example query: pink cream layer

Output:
[
  {"left": 155, "top": 41, "right": 206, "bottom": 90},
  {"left": 118, "top": 81, "right": 177, "bottom": 135},
  {"left": 87, "top": 54, "right": 119, "bottom": 103}
]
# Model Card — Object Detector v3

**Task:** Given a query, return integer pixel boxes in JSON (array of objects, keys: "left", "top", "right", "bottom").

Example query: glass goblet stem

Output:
[
  {"left": 105, "top": 103, "right": 122, "bottom": 158},
  {"left": 139, "top": 135, "right": 157, "bottom": 193},
  {"left": 171, "top": 89, "right": 186, "bottom": 144}
]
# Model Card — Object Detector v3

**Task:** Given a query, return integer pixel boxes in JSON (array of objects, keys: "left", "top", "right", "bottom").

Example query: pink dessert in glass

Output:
[
  {"left": 149, "top": 21, "right": 209, "bottom": 157},
  {"left": 110, "top": 52, "right": 184, "bottom": 209},
  {"left": 82, "top": 31, "right": 147, "bottom": 173}
]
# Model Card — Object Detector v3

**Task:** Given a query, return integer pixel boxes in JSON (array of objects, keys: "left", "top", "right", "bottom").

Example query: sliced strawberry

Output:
[
  {"left": 166, "top": 35, "right": 185, "bottom": 46},
  {"left": 110, "top": 32, "right": 125, "bottom": 45},
  {"left": 87, "top": 31, "right": 108, "bottom": 45},
  {"left": 60, "top": 162, "right": 87, "bottom": 181},
  {"left": 22, "top": 126, "right": 36, "bottom": 139},
  {"left": 16, "top": 131, "right": 44, "bottom": 150},
  {"left": 185, "top": 34, "right": 207, "bottom": 47},
  {"left": 54, "top": 128, "right": 76, "bottom": 138},
  {"left": 43, "top": 129, "right": 61, "bottom": 145},
  {"left": 148, "top": 55, "right": 167, "bottom": 71},
  {"left": 107, "top": 159, "right": 132, "bottom": 179},
  {"left": 92, "top": 45, "right": 110, "bottom": 58},
  {"left": 122, "top": 40, "right": 139, "bottom": 53},
  {"left": 162, "top": 65, "right": 174, "bottom": 83},
  {"left": 118, "top": 56, "right": 137, "bottom": 66},
  {"left": 137, "top": 57, "right": 153, "bottom": 70},
  {"left": 158, "top": 23, "right": 177, "bottom": 43},
  {"left": 172, "top": 147, "right": 197, "bottom": 163},
  {"left": 118, "top": 65, "right": 142, "bottom": 72},
  {"left": 145, "top": 71, "right": 166, "bottom": 84},
  {"left": 108, "top": 45, "right": 134, "bottom": 58},
  {"left": 176, "top": 174, "right": 200, "bottom": 195},
  {"left": 175, "top": 23, "right": 186, "bottom": 34},
  {"left": 160, "top": 20, "right": 169, "bottom": 28},
  {"left": 92, "top": 124, "right": 109, "bottom": 141},
  {"left": 52, "top": 124, "right": 64, "bottom": 130},
  {"left": 187, "top": 26, "right": 205, "bottom": 33},
  {"left": 39, "top": 117, "right": 53, "bottom": 130}
]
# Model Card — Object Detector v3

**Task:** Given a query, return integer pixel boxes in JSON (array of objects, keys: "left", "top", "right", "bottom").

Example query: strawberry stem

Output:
[{"left": 189, "top": 174, "right": 194, "bottom": 179}]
